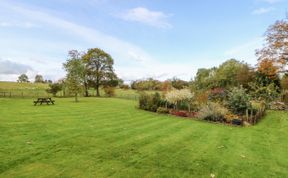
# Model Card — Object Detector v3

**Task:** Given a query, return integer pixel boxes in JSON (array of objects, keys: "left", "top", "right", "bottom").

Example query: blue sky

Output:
[{"left": 0, "top": 0, "right": 287, "bottom": 82}]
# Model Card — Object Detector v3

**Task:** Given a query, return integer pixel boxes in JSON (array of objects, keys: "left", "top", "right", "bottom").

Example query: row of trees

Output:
[
  {"left": 63, "top": 48, "right": 118, "bottom": 101},
  {"left": 134, "top": 19, "right": 288, "bottom": 102},
  {"left": 17, "top": 18, "right": 288, "bottom": 103},
  {"left": 17, "top": 74, "right": 52, "bottom": 83},
  {"left": 131, "top": 77, "right": 189, "bottom": 91},
  {"left": 16, "top": 48, "right": 119, "bottom": 101},
  {"left": 134, "top": 57, "right": 287, "bottom": 102}
]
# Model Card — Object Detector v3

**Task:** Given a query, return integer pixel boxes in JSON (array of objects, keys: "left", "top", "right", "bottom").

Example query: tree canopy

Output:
[
  {"left": 63, "top": 50, "right": 85, "bottom": 102},
  {"left": 83, "top": 48, "right": 116, "bottom": 97},
  {"left": 34, "top": 75, "right": 44, "bottom": 83},
  {"left": 17, "top": 74, "right": 29, "bottom": 83},
  {"left": 256, "top": 20, "right": 288, "bottom": 71},
  {"left": 192, "top": 59, "right": 253, "bottom": 90},
  {"left": 46, "top": 83, "right": 62, "bottom": 97}
]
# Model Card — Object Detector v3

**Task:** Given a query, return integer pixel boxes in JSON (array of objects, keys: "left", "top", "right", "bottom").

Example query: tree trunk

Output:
[
  {"left": 84, "top": 82, "right": 89, "bottom": 97},
  {"left": 96, "top": 86, "right": 100, "bottom": 97},
  {"left": 75, "top": 93, "right": 78, "bottom": 102},
  {"left": 96, "top": 80, "right": 100, "bottom": 97}
]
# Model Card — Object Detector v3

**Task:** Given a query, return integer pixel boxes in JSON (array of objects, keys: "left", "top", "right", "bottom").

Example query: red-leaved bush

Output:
[
  {"left": 187, "top": 111, "right": 198, "bottom": 118},
  {"left": 170, "top": 110, "right": 188, "bottom": 117}
]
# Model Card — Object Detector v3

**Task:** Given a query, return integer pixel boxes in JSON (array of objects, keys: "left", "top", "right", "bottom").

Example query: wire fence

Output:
[
  {"left": 0, "top": 91, "right": 51, "bottom": 98},
  {"left": 0, "top": 90, "right": 139, "bottom": 101}
]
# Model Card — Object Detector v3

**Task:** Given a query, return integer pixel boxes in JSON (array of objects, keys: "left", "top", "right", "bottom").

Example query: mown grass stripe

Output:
[{"left": 1, "top": 98, "right": 288, "bottom": 177}]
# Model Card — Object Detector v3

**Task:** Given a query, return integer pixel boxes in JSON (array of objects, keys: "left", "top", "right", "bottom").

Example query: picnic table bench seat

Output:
[{"left": 33, "top": 98, "right": 55, "bottom": 106}]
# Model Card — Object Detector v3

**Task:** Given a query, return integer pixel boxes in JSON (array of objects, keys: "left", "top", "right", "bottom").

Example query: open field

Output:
[
  {"left": 0, "top": 82, "right": 50, "bottom": 98},
  {"left": 0, "top": 82, "right": 49, "bottom": 90},
  {"left": 1, "top": 97, "right": 288, "bottom": 177},
  {"left": 0, "top": 81, "right": 148, "bottom": 100}
]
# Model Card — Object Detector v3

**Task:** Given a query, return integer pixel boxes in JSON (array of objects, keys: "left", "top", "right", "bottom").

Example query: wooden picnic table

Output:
[{"left": 33, "top": 97, "right": 55, "bottom": 106}]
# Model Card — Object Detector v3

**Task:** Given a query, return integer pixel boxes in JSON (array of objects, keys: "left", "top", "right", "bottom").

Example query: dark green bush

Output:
[
  {"left": 139, "top": 92, "right": 162, "bottom": 112},
  {"left": 227, "top": 87, "right": 251, "bottom": 115},
  {"left": 177, "top": 102, "right": 189, "bottom": 110},
  {"left": 46, "top": 83, "right": 62, "bottom": 96}
]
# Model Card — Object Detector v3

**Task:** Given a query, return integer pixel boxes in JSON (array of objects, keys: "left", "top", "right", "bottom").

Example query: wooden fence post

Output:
[{"left": 246, "top": 109, "right": 249, "bottom": 123}]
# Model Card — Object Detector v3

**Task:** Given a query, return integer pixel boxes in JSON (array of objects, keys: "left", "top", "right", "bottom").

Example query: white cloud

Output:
[
  {"left": 0, "top": 2, "right": 198, "bottom": 82},
  {"left": 0, "top": 1, "right": 182, "bottom": 82},
  {"left": 257, "top": 0, "right": 283, "bottom": 4},
  {"left": 0, "top": 21, "right": 39, "bottom": 28},
  {"left": 0, "top": 1, "right": 158, "bottom": 81},
  {"left": 0, "top": 56, "right": 65, "bottom": 82},
  {"left": 0, "top": 59, "right": 33, "bottom": 75},
  {"left": 252, "top": 7, "right": 275, "bottom": 15},
  {"left": 5, "top": 5, "right": 150, "bottom": 62},
  {"left": 118, "top": 7, "right": 172, "bottom": 28}
]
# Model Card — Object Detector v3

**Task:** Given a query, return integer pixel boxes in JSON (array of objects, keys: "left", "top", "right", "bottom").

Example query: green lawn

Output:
[{"left": 0, "top": 98, "right": 288, "bottom": 178}]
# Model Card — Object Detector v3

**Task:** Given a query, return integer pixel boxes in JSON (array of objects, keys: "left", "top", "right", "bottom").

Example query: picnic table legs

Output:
[{"left": 33, "top": 98, "right": 55, "bottom": 106}]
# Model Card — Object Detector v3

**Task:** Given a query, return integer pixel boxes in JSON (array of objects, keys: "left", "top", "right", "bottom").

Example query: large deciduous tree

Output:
[
  {"left": 17, "top": 74, "right": 29, "bottom": 83},
  {"left": 83, "top": 48, "right": 116, "bottom": 97},
  {"left": 236, "top": 64, "right": 255, "bottom": 88},
  {"left": 215, "top": 59, "right": 245, "bottom": 88},
  {"left": 256, "top": 20, "right": 288, "bottom": 72},
  {"left": 257, "top": 58, "right": 279, "bottom": 79},
  {"left": 34, "top": 74, "right": 44, "bottom": 83},
  {"left": 63, "top": 50, "right": 85, "bottom": 102},
  {"left": 192, "top": 59, "right": 255, "bottom": 90},
  {"left": 192, "top": 68, "right": 217, "bottom": 90}
]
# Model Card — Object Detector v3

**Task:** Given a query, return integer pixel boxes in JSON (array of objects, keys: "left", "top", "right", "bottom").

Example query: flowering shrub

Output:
[
  {"left": 224, "top": 113, "right": 240, "bottom": 123},
  {"left": 165, "top": 89, "right": 194, "bottom": 110},
  {"left": 187, "top": 111, "right": 198, "bottom": 118},
  {"left": 198, "top": 102, "right": 229, "bottom": 122},
  {"left": 208, "top": 88, "right": 227, "bottom": 102},
  {"left": 165, "top": 89, "right": 194, "bottom": 104}
]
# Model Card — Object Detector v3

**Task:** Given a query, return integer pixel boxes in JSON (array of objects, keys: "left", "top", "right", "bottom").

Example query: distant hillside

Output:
[
  {"left": 0, "top": 81, "right": 49, "bottom": 91},
  {"left": 0, "top": 81, "right": 147, "bottom": 99},
  {"left": 0, "top": 82, "right": 50, "bottom": 98}
]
